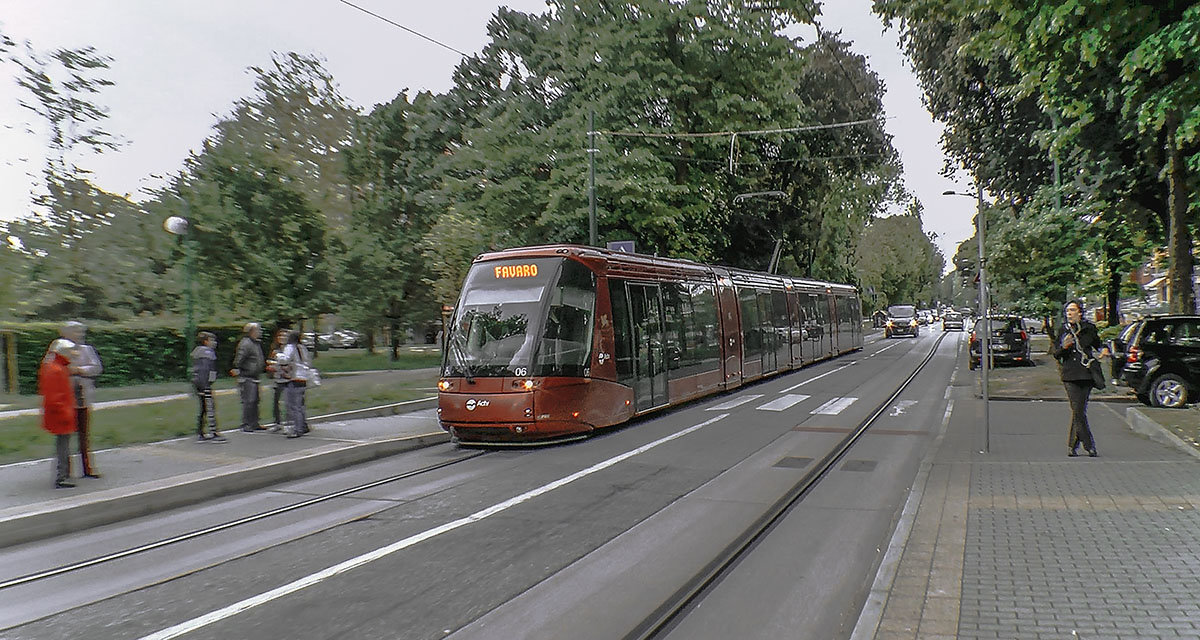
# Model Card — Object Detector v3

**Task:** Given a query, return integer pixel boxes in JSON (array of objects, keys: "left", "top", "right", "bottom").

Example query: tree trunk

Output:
[
  {"left": 365, "top": 329, "right": 375, "bottom": 355},
  {"left": 1106, "top": 245, "right": 1121, "bottom": 326},
  {"left": 389, "top": 320, "right": 400, "bottom": 361},
  {"left": 1166, "top": 113, "right": 1195, "bottom": 313}
]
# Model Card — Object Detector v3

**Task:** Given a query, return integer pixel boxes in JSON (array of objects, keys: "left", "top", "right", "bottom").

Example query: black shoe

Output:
[
  {"left": 55, "top": 480, "right": 76, "bottom": 488},
  {"left": 1087, "top": 448, "right": 1098, "bottom": 457},
  {"left": 210, "top": 434, "right": 228, "bottom": 443},
  {"left": 1068, "top": 449, "right": 1079, "bottom": 457}
]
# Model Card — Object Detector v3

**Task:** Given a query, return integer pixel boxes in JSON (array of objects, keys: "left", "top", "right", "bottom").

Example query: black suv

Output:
[
  {"left": 1116, "top": 315, "right": 1200, "bottom": 408},
  {"left": 969, "top": 316, "right": 1031, "bottom": 369},
  {"left": 886, "top": 304, "right": 920, "bottom": 338}
]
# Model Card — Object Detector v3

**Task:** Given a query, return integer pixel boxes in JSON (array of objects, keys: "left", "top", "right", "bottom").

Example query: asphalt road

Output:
[{"left": 0, "top": 330, "right": 962, "bottom": 640}]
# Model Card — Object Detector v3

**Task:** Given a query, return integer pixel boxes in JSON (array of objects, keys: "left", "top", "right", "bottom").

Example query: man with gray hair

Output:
[
  {"left": 229, "top": 322, "right": 265, "bottom": 432},
  {"left": 61, "top": 321, "right": 102, "bottom": 478}
]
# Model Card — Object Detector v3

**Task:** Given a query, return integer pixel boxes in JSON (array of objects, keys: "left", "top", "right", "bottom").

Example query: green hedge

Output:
[{"left": 1, "top": 321, "right": 259, "bottom": 394}]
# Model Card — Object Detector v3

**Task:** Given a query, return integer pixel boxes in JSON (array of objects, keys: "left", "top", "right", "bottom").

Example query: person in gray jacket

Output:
[
  {"left": 190, "top": 331, "right": 226, "bottom": 443},
  {"left": 60, "top": 321, "right": 102, "bottom": 478},
  {"left": 229, "top": 322, "right": 265, "bottom": 432}
]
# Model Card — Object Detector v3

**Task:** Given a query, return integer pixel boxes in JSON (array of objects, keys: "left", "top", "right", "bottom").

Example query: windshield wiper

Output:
[{"left": 447, "top": 336, "right": 475, "bottom": 384}]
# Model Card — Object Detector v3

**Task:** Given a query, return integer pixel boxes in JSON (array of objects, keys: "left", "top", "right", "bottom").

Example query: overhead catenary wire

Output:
[
  {"left": 590, "top": 117, "right": 885, "bottom": 173},
  {"left": 336, "top": 0, "right": 470, "bottom": 57}
]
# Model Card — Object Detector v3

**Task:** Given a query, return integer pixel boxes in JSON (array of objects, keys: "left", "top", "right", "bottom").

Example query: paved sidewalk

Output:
[
  {"left": 856, "top": 394, "right": 1200, "bottom": 639},
  {"left": 0, "top": 405, "right": 446, "bottom": 547}
]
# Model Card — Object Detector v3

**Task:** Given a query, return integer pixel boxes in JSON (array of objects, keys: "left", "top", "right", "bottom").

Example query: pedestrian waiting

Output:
[
  {"left": 278, "top": 330, "right": 315, "bottom": 438},
  {"left": 191, "top": 331, "right": 227, "bottom": 443},
  {"left": 230, "top": 322, "right": 265, "bottom": 432},
  {"left": 266, "top": 328, "right": 289, "bottom": 429},
  {"left": 60, "top": 321, "right": 102, "bottom": 478},
  {"left": 38, "top": 338, "right": 78, "bottom": 489}
]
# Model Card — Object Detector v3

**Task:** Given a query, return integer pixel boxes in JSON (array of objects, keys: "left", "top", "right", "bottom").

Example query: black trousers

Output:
[
  {"left": 196, "top": 388, "right": 218, "bottom": 436},
  {"left": 1064, "top": 380, "right": 1096, "bottom": 451}
]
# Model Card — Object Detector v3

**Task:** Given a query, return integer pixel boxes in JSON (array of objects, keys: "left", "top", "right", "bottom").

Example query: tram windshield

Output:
[{"left": 444, "top": 257, "right": 596, "bottom": 378}]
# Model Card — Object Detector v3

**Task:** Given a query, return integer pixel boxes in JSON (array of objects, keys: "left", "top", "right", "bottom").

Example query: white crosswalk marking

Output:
[
  {"left": 811, "top": 396, "right": 858, "bottom": 415},
  {"left": 706, "top": 394, "right": 764, "bottom": 411},
  {"left": 755, "top": 394, "right": 810, "bottom": 412}
]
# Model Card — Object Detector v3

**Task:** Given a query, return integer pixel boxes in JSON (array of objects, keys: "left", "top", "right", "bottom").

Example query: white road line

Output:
[
  {"left": 944, "top": 385, "right": 953, "bottom": 400},
  {"left": 866, "top": 342, "right": 902, "bottom": 358},
  {"left": 755, "top": 394, "right": 810, "bottom": 412},
  {"left": 811, "top": 396, "right": 858, "bottom": 415},
  {"left": 942, "top": 398, "right": 955, "bottom": 427},
  {"left": 706, "top": 394, "right": 763, "bottom": 411},
  {"left": 137, "top": 413, "right": 731, "bottom": 640},
  {"left": 778, "top": 364, "right": 853, "bottom": 394}
]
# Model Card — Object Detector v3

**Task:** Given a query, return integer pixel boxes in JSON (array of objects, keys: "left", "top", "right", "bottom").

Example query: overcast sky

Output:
[{"left": 0, "top": 0, "right": 974, "bottom": 265}]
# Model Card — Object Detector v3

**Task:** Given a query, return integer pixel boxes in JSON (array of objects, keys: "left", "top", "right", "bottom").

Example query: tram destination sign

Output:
[{"left": 493, "top": 263, "right": 540, "bottom": 279}]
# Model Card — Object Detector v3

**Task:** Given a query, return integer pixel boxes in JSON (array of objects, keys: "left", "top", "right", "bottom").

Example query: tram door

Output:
[{"left": 628, "top": 283, "right": 668, "bottom": 411}]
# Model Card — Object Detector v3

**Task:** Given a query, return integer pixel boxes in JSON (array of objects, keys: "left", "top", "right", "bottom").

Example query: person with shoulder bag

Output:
[
  {"left": 1049, "top": 300, "right": 1110, "bottom": 457},
  {"left": 279, "top": 331, "right": 313, "bottom": 438}
]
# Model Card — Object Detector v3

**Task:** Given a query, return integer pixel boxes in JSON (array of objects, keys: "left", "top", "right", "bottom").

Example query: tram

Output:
[{"left": 436, "top": 245, "right": 863, "bottom": 444}]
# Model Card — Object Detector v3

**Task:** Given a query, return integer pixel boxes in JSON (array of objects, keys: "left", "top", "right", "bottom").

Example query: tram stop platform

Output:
[
  {"left": 853, "top": 393, "right": 1200, "bottom": 640},
  {"left": 0, "top": 403, "right": 446, "bottom": 548}
]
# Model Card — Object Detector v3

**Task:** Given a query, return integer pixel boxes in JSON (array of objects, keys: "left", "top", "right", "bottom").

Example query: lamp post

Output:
[
  {"left": 163, "top": 212, "right": 195, "bottom": 364},
  {"left": 943, "top": 182, "right": 990, "bottom": 453}
]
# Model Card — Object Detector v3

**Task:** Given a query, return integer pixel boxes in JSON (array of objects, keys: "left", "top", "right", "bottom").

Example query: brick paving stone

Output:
[{"left": 861, "top": 398, "right": 1200, "bottom": 640}]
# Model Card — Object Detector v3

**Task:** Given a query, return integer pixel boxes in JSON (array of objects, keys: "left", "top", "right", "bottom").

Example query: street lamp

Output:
[
  {"left": 163, "top": 212, "right": 195, "bottom": 366},
  {"left": 943, "top": 181, "right": 990, "bottom": 453}
]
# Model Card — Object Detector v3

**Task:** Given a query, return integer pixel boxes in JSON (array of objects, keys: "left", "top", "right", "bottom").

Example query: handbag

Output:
[{"left": 1068, "top": 323, "right": 1106, "bottom": 390}]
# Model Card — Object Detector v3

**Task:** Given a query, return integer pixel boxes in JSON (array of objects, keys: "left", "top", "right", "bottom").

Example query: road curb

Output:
[
  {"left": 980, "top": 394, "right": 1136, "bottom": 403},
  {"left": 0, "top": 430, "right": 451, "bottom": 549},
  {"left": 1125, "top": 406, "right": 1200, "bottom": 460}
]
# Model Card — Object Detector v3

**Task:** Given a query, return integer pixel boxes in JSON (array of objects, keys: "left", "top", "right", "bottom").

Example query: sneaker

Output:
[
  {"left": 210, "top": 434, "right": 228, "bottom": 443},
  {"left": 198, "top": 434, "right": 211, "bottom": 442},
  {"left": 269, "top": 425, "right": 282, "bottom": 433},
  {"left": 55, "top": 480, "right": 76, "bottom": 488}
]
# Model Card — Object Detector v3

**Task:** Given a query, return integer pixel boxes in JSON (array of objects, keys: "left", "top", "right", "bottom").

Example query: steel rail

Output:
[
  {"left": 0, "top": 450, "right": 488, "bottom": 591},
  {"left": 625, "top": 332, "right": 950, "bottom": 640}
]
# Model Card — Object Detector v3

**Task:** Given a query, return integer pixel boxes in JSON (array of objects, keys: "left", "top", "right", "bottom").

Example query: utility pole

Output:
[
  {"left": 588, "top": 109, "right": 597, "bottom": 247},
  {"left": 976, "top": 177, "right": 990, "bottom": 454}
]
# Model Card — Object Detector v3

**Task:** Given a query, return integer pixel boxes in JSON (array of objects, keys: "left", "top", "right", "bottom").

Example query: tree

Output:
[
  {"left": 876, "top": 0, "right": 1199, "bottom": 313},
  {"left": 853, "top": 206, "right": 944, "bottom": 310},
  {"left": 9, "top": 42, "right": 126, "bottom": 319}
]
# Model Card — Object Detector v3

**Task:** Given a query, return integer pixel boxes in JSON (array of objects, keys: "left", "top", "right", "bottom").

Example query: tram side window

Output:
[
  {"left": 608, "top": 280, "right": 636, "bottom": 385},
  {"left": 662, "top": 284, "right": 685, "bottom": 372},
  {"left": 757, "top": 290, "right": 775, "bottom": 352},
  {"left": 804, "top": 294, "right": 821, "bottom": 342},
  {"left": 535, "top": 260, "right": 596, "bottom": 377},
  {"left": 689, "top": 283, "right": 721, "bottom": 369},
  {"left": 739, "top": 287, "right": 762, "bottom": 358}
]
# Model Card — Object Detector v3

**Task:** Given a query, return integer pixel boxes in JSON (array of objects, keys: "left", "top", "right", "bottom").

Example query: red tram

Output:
[{"left": 437, "top": 245, "right": 863, "bottom": 444}]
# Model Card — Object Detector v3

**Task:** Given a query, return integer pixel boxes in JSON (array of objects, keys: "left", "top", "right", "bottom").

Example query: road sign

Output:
[{"left": 607, "top": 240, "right": 635, "bottom": 253}]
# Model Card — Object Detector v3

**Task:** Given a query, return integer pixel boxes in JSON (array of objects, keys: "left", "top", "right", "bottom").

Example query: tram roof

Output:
[{"left": 473, "top": 244, "right": 857, "bottom": 294}]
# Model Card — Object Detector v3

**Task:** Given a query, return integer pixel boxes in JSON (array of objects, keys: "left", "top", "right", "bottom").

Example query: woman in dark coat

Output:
[{"left": 1049, "top": 300, "right": 1109, "bottom": 457}]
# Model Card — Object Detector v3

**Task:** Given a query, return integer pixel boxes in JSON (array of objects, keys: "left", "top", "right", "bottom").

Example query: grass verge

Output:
[
  {"left": 979, "top": 335, "right": 1134, "bottom": 401},
  {"left": 0, "top": 370, "right": 437, "bottom": 464}
]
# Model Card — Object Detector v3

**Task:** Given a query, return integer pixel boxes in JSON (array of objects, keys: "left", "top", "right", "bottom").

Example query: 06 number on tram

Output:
[{"left": 437, "top": 245, "right": 863, "bottom": 445}]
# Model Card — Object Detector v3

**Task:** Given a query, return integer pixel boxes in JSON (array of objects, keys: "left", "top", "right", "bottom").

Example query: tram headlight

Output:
[
  {"left": 512, "top": 378, "right": 538, "bottom": 390},
  {"left": 438, "top": 379, "right": 452, "bottom": 391}
]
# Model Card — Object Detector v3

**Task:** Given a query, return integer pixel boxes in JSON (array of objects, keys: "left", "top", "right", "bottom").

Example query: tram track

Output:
[
  {"left": 0, "top": 449, "right": 487, "bottom": 592},
  {"left": 626, "top": 331, "right": 950, "bottom": 640}
]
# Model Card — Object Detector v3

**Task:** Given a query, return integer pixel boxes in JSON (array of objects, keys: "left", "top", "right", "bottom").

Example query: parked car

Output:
[
  {"left": 886, "top": 304, "right": 920, "bottom": 338},
  {"left": 1108, "top": 321, "right": 1142, "bottom": 384},
  {"left": 969, "top": 316, "right": 1031, "bottom": 369},
  {"left": 942, "top": 311, "right": 965, "bottom": 331},
  {"left": 916, "top": 310, "right": 931, "bottom": 325},
  {"left": 327, "top": 329, "right": 363, "bottom": 348},
  {"left": 1023, "top": 317, "right": 1046, "bottom": 334},
  {"left": 1117, "top": 315, "right": 1200, "bottom": 408}
]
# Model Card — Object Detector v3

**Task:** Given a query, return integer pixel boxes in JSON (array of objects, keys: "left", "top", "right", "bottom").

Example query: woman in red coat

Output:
[{"left": 39, "top": 339, "right": 78, "bottom": 488}]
